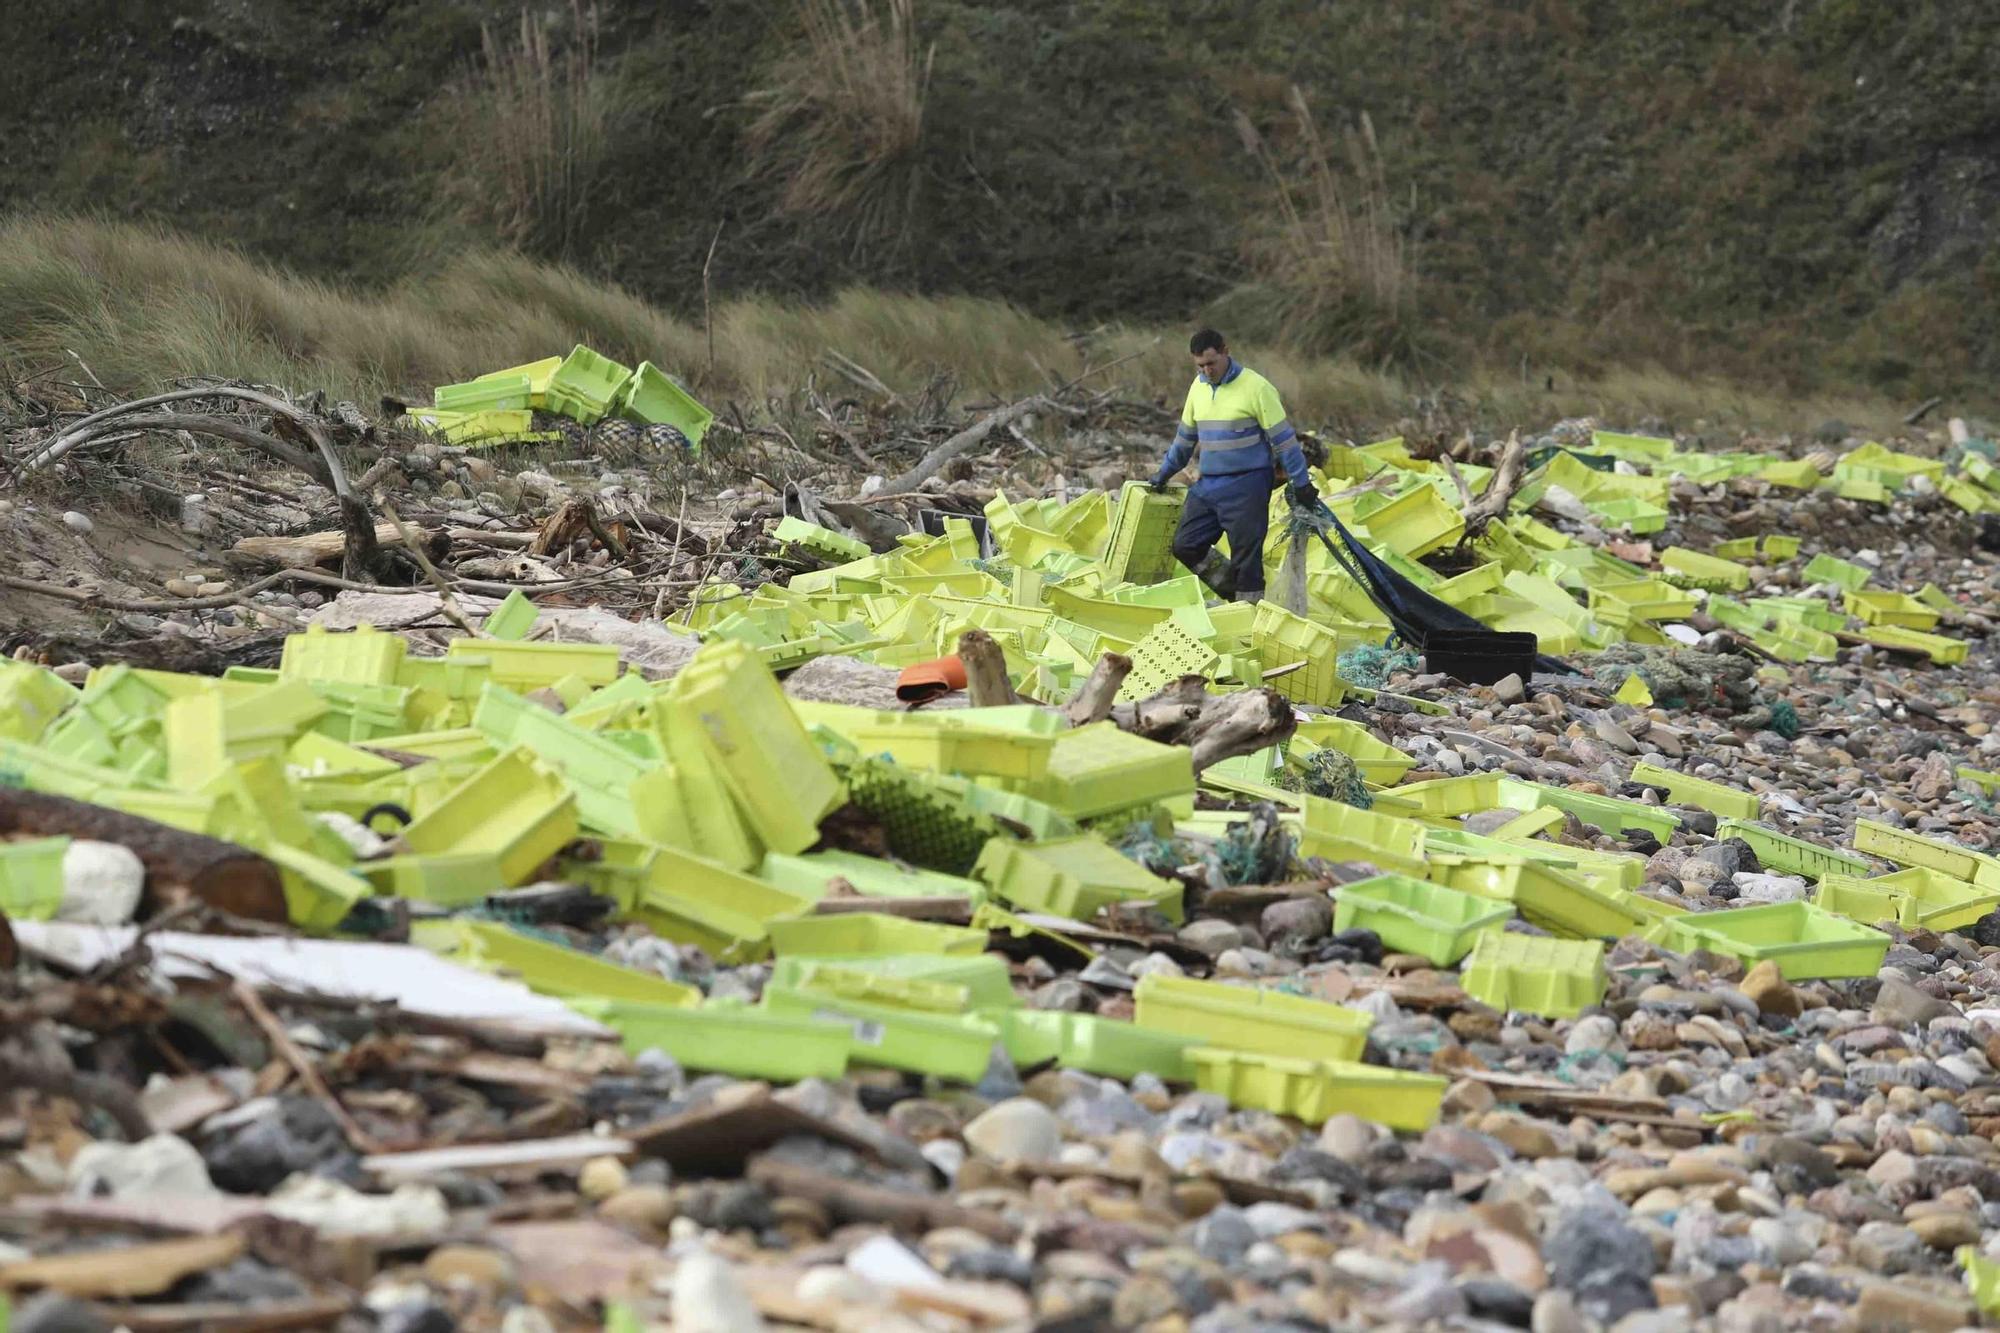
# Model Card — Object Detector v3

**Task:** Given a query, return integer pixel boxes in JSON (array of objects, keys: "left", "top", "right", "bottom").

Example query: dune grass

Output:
[{"left": 0, "top": 215, "right": 1912, "bottom": 445}]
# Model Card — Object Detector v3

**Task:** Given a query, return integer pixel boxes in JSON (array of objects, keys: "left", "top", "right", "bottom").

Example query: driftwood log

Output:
[
  {"left": 0, "top": 788, "right": 288, "bottom": 924},
  {"left": 231, "top": 521, "right": 446, "bottom": 570},
  {"left": 1062, "top": 652, "right": 1132, "bottom": 727},
  {"left": 956, "top": 629, "right": 1019, "bottom": 707},
  {"left": 948, "top": 639, "right": 1293, "bottom": 772},
  {"left": 1106, "top": 674, "right": 1296, "bottom": 772},
  {"left": 746, "top": 1155, "right": 1018, "bottom": 1242}
]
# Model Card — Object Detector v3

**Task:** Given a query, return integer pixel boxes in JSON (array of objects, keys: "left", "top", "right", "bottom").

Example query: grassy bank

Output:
[{"left": 0, "top": 217, "right": 1913, "bottom": 443}]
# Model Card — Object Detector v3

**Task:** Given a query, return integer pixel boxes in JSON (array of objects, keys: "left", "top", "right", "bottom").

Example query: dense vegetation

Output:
[{"left": 6, "top": 0, "right": 1997, "bottom": 403}]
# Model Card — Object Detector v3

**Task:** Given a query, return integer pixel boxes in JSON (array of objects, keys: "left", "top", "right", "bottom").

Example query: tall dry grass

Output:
[
  {"left": 457, "top": 2, "right": 616, "bottom": 259},
  {"left": 744, "top": 0, "right": 934, "bottom": 249},
  {"left": 0, "top": 216, "right": 1911, "bottom": 443},
  {"left": 1233, "top": 87, "right": 1425, "bottom": 368}
]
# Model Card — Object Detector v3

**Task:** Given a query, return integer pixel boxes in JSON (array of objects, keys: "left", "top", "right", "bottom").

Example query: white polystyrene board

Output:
[{"left": 10, "top": 923, "right": 611, "bottom": 1039}]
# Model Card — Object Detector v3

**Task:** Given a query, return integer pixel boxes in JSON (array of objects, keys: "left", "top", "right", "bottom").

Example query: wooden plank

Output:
[
  {"left": 363, "top": 1134, "right": 632, "bottom": 1183},
  {"left": 0, "top": 1232, "right": 245, "bottom": 1298}
]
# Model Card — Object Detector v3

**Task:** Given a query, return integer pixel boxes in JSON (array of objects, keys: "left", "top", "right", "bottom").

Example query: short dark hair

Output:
[{"left": 1189, "top": 328, "right": 1226, "bottom": 355}]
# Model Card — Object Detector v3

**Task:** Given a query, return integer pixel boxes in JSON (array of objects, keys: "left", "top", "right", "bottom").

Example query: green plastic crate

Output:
[
  {"left": 1333, "top": 873, "right": 1512, "bottom": 965},
  {"left": 1289, "top": 718, "right": 1416, "bottom": 785},
  {"left": 447, "top": 638, "right": 621, "bottom": 692},
  {"left": 575, "top": 999, "right": 852, "bottom": 1081},
  {"left": 1803, "top": 553, "right": 1872, "bottom": 592},
  {"left": 1033, "top": 722, "right": 1194, "bottom": 820},
  {"left": 1133, "top": 974, "right": 1372, "bottom": 1063},
  {"left": 545, "top": 344, "right": 632, "bottom": 424},
  {"left": 0, "top": 835, "right": 70, "bottom": 919},
  {"left": 768, "top": 959, "right": 971, "bottom": 1013},
  {"left": 775, "top": 516, "right": 871, "bottom": 564},
  {"left": 1649, "top": 901, "right": 1889, "bottom": 980},
  {"left": 1102, "top": 482, "right": 1188, "bottom": 586},
  {"left": 398, "top": 747, "right": 580, "bottom": 888},
  {"left": 1116, "top": 618, "right": 1220, "bottom": 702},
  {"left": 1461, "top": 932, "right": 1607, "bottom": 1018},
  {"left": 483, "top": 589, "right": 539, "bottom": 641},
  {"left": 989, "top": 1009, "right": 1200, "bottom": 1081},
  {"left": 1715, "top": 818, "right": 1872, "bottom": 881},
  {"left": 1426, "top": 854, "right": 1647, "bottom": 941},
  {"left": 840, "top": 757, "right": 1005, "bottom": 875},
  {"left": 758, "top": 849, "right": 982, "bottom": 903},
  {"left": 972, "top": 834, "right": 1184, "bottom": 923},
  {"left": 434, "top": 373, "right": 535, "bottom": 414},
  {"left": 761, "top": 984, "right": 997, "bottom": 1081},
  {"left": 413, "top": 919, "right": 701, "bottom": 1007},
  {"left": 1852, "top": 819, "right": 2000, "bottom": 886},
  {"left": 1843, "top": 589, "right": 1940, "bottom": 630},
  {"left": 764, "top": 911, "right": 988, "bottom": 958},
  {"left": 1358, "top": 484, "right": 1464, "bottom": 558},
  {"left": 1628, "top": 761, "right": 1760, "bottom": 821},
  {"left": 0, "top": 662, "right": 77, "bottom": 744},
  {"left": 1660, "top": 546, "right": 1753, "bottom": 593},
  {"left": 613, "top": 361, "right": 714, "bottom": 449},
  {"left": 280, "top": 625, "right": 410, "bottom": 685},
  {"left": 1186, "top": 1049, "right": 1447, "bottom": 1130},
  {"left": 1814, "top": 868, "right": 2000, "bottom": 933},
  {"left": 1298, "top": 795, "right": 1428, "bottom": 872},
  {"left": 778, "top": 952, "right": 1018, "bottom": 1010},
  {"left": 1588, "top": 497, "right": 1668, "bottom": 533},
  {"left": 1251, "top": 602, "right": 1346, "bottom": 706},
  {"left": 1861, "top": 624, "right": 1968, "bottom": 665},
  {"left": 663, "top": 640, "right": 846, "bottom": 856}
]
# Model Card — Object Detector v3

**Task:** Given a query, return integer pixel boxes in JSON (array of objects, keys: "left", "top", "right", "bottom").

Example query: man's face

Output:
[{"left": 1193, "top": 345, "right": 1230, "bottom": 382}]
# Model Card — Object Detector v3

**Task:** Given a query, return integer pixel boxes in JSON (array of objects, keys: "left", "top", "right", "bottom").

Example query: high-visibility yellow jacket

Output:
[{"left": 1153, "top": 360, "right": 1307, "bottom": 487}]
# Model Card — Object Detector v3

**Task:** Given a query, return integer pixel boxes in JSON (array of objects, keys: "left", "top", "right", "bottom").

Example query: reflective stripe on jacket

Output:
[{"left": 1156, "top": 360, "right": 1308, "bottom": 485}]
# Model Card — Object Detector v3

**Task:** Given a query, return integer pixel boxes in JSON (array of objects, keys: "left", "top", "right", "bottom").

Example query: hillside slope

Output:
[{"left": 4, "top": 0, "right": 1996, "bottom": 397}]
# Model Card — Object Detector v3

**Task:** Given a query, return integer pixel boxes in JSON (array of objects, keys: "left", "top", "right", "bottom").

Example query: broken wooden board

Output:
[
  {"left": 1464, "top": 1069, "right": 1711, "bottom": 1130},
  {"left": 736, "top": 1262, "right": 1032, "bottom": 1329},
  {"left": 809, "top": 894, "right": 973, "bottom": 923},
  {"left": 4, "top": 1194, "right": 273, "bottom": 1237},
  {"left": 83, "top": 1296, "right": 353, "bottom": 1332},
  {"left": 363, "top": 1133, "right": 633, "bottom": 1184},
  {"left": 0, "top": 1232, "right": 245, "bottom": 1298},
  {"left": 625, "top": 1084, "right": 897, "bottom": 1176},
  {"left": 489, "top": 1218, "right": 666, "bottom": 1308},
  {"left": 137, "top": 1075, "right": 244, "bottom": 1136},
  {"left": 746, "top": 1156, "right": 1017, "bottom": 1242}
]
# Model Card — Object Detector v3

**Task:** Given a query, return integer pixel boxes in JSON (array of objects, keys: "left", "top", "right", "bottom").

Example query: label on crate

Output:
[{"left": 816, "top": 1009, "right": 886, "bottom": 1046}]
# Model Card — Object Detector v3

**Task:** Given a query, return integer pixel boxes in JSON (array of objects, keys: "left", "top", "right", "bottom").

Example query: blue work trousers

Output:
[{"left": 1172, "top": 473, "right": 1273, "bottom": 597}]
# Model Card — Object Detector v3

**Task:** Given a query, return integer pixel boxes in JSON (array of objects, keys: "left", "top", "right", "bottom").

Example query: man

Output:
[{"left": 1148, "top": 329, "right": 1316, "bottom": 602}]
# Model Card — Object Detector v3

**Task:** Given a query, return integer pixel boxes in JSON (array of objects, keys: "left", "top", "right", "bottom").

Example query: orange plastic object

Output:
[{"left": 896, "top": 656, "right": 969, "bottom": 703}]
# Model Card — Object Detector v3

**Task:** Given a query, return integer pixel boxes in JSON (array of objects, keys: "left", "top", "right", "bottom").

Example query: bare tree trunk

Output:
[
  {"left": 875, "top": 395, "right": 1048, "bottom": 496},
  {"left": 0, "top": 789, "right": 288, "bottom": 924},
  {"left": 956, "top": 629, "right": 1018, "bottom": 707},
  {"left": 1062, "top": 653, "right": 1132, "bottom": 727}
]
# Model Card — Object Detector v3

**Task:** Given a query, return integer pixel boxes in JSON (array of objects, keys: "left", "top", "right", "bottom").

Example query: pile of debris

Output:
[
  {"left": 7, "top": 411, "right": 2000, "bottom": 1331},
  {"left": 410, "top": 345, "right": 715, "bottom": 455}
]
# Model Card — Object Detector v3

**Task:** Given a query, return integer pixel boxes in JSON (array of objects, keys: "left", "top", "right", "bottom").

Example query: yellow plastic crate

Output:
[
  {"left": 1187, "top": 1048, "right": 1446, "bottom": 1130},
  {"left": 399, "top": 747, "right": 580, "bottom": 888},
  {"left": 1134, "top": 974, "right": 1372, "bottom": 1063}
]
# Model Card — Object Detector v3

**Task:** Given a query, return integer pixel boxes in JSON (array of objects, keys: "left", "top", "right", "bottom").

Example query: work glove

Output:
[
  {"left": 1148, "top": 476, "right": 1169, "bottom": 494},
  {"left": 1288, "top": 481, "right": 1320, "bottom": 511}
]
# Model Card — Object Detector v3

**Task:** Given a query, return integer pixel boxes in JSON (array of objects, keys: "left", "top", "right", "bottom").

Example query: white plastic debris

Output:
[
  {"left": 672, "top": 1249, "right": 767, "bottom": 1332},
  {"left": 314, "top": 811, "right": 388, "bottom": 858},
  {"left": 844, "top": 1234, "right": 945, "bottom": 1290},
  {"left": 267, "top": 1175, "right": 450, "bottom": 1237},
  {"left": 68, "top": 1133, "right": 218, "bottom": 1199},
  {"left": 57, "top": 840, "right": 145, "bottom": 926}
]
